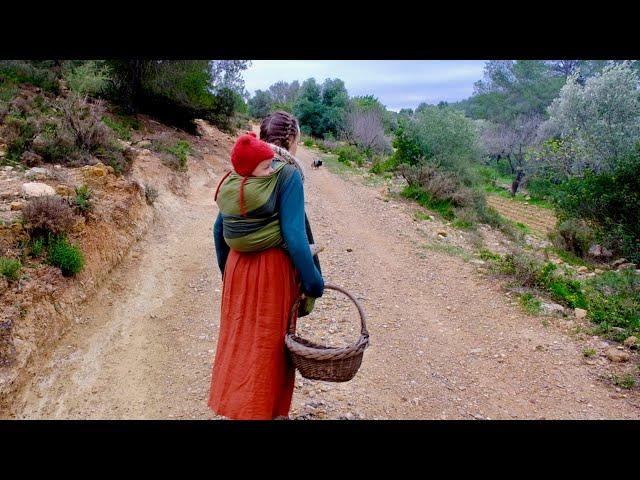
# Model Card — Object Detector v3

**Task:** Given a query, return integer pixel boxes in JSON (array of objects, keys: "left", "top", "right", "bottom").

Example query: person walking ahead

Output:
[{"left": 208, "top": 128, "right": 324, "bottom": 420}]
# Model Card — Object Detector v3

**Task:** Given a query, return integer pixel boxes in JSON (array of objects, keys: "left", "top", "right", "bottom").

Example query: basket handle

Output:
[{"left": 287, "top": 282, "right": 368, "bottom": 338}]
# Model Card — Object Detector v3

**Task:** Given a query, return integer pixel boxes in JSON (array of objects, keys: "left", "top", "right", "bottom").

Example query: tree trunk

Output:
[{"left": 511, "top": 169, "right": 525, "bottom": 196}]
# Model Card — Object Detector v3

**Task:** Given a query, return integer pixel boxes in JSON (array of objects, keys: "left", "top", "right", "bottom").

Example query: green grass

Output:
[
  {"left": 48, "top": 236, "right": 85, "bottom": 277},
  {"left": 0, "top": 257, "right": 21, "bottom": 281},
  {"left": 412, "top": 211, "right": 433, "bottom": 222},
  {"left": 452, "top": 218, "right": 476, "bottom": 230},
  {"left": 478, "top": 249, "right": 501, "bottom": 261},
  {"left": 519, "top": 293, "right": 542, "bottom": 315},
  {"left": 611, "top": 374, "right": 637, "bottom": 389},
  {"left": 401, "top": 184, "right": 455, "bottom": 220},
  {"left": 154, "top": 139, "right": 191, "bottom": 171},
  {"left": 29, "top": 237, "right": 45, "bottom": 257},
  {"left": 582, "top": 347, "right": 597, "bottom": 358},
  {"left": 583, "top": 269, "right": 640, "bottom": 338},
  {"left": 102, "top": 115, "right": 134, "bottom": 141},
  {"left": 545, "top": 247, "right": 590, "bottom": 267}
]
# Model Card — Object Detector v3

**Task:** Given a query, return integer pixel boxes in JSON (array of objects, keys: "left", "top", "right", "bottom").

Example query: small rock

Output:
[
  {"left": 346, "top": 248, "right": 353, "bottom": 252},
  {"left": 577, "top": 266, "right": 588, "bottom": 273},
  {"left": 623, "top": 336, "right": 637, "bottom": 348},
  {"left": 611, "top": 258, "right": 627, "bottom": 268},
  {"left": 605, "top": 347, "right": 630, "bottom": 363},
  {"left": 588, "top": 244, "right": 613, "bottom": 259},
  {"left": 574, "top": 308, "right": 587, "bottom": 320},
  {"left": 136, "top": 140, "right": 152, "bottom": 148},
  {"left": 617, "top": 262, "right": 636, "bottom": 270},
  {"left": 10, "top": 201, "right": 23, "bottom": 211},
  {"left": 21, "top": 182, "right": 56, "bottom": 198},
  {"left": 25, "top": 166, "right": 47, "bottom": 178},
  {"left": 437, "top": 230, "right": 447, "bottom": 237},
  {"left": 540, "top": 302, "right": 565, "bottom": 316}
]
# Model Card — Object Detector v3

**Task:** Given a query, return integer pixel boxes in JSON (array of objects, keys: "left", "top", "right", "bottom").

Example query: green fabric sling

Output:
[{"left": 216, "top": 160, "right": 292, "bottom": 252}]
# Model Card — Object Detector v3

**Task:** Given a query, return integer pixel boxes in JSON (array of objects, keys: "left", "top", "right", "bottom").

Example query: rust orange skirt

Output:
[{"left": 208, "top": 247, "right": 299, "bottom": 420}]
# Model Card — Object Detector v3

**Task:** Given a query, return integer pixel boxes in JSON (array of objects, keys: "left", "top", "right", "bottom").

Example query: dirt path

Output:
[{"left": 11, "top": 136, "right": 640, "bottom": 419}]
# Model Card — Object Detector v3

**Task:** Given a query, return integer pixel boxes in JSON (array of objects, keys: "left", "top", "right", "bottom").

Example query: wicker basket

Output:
[{"left": 285, "top": 282, "right": 369, "bottom": 382}]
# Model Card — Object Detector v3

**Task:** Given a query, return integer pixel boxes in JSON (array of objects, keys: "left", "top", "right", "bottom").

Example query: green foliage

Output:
[
  {"left": 543, "top": 62, "right": 640, "bottom": 175},
  {"left": 401, "top": 184, "right": 455, "bottom": 220},
  {"left": 29, "top": 237, "right": 44, "bottom": 257},
  {"left": 611, "top": 374, "right": 636, "bottom": 389},
  {"left": 583, "top": 269, "right": 640, "bottom": 337},
  {"left": 582, "top": 348, "right": 597, "bottom": 358},
  {"left": 102, "top": 113, "right": 139, "bottom": 141},
  {"left": 106, "top": 60, "right": 247, "bottom": 132},
  {"left": 293, "top": 78, "right": 349, "bottom": 138},
  {"left": 0, "top": 60, "right": 58, "bottom": 93},
  {"left": 74, "top": 184, "right": 92, "bottom": 214},
  {"left": 369, "top": 156, "right": 397, "bottom": 174},
  {"left": 552, "top": 149, "right": 640, "bottom": 262},
  {"left": 303, "top": 138, "right": 314, "bottom": 148},
  {"left": 0, "top": 257, "right": 21, "bottom": 281},
  {"left": 392, "top": 105, "right": 480, "bottom": 186},
  {"left": 519, "top": 293, "right": 542, "bottom": 315},
  {"left": 3, "top": 115, "right": 35, "bottom": 160},
  {"left": 495, "top": 252, "right": 587, "bottom": 308},
  {"left": 478, "top": 249, "right": 501, "bottom": 261},
  {"left": 455, "top": 60, "right": 564, "bottom": 123},
  {"left": 335, "top": 144, "right": 364, "bottom": 166},
  {"left": 154, "top": 139, "right": 190, "bottom": 171},
  {"left": 47, "top": 236, "right": 85, "bottom": 277},
  {"left": 63, "top": 60, "right": 109, "bottom": 96},
  {"left": 248, "top": 89, "right": 273, "bottom": 119}
]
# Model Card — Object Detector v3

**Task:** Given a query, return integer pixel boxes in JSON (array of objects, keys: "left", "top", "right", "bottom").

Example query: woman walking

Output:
[{"left": 208, "top": 111, "right": 324, "bottom": 420}]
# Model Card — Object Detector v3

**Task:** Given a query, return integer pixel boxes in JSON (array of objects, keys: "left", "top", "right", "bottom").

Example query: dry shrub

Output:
[
  {"left": 399, "top": 162, "right": 474, "bottom": 207},
  {"left": 22, "top": 196, "right": 77, "bottom": 237}
]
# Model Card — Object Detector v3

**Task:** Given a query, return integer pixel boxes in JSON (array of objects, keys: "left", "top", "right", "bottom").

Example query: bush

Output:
[
  {"left": 74, "top": 184, "right": 92, "bottom": 215},
  {"left": 303, "top": 137, "right": 314, "bottom": 148},
  {"left": 63, "top": 61, "right": 109, "bottom": 96},
  {"left": 144, "top": 184, "right": 159, "bottom": 205},
  {"left": 0, "top": 257, "right": 21, "bottom": 281},
  {"left": 583, "top": 269, "right": 640, "bottom": 337},
  {"left": 29, "top": 237, "right": 44, "bottom": 257},
  {"left": 153, "top": 139, "right": 190, "bottom": 171},
  {"left": 3, "top": 114, "right": 35, "bottom": 161},
  {"left": 102, "top": 115, "right": 133, "bottom": 141},
  {"left": 0, "top": 61, "right": 58, "bottom": 93},
  {"left": 552, "top": 149, "right": 640, "bottom": 262},
  {"left": 495, "top": 251, "right": 587, "bottom": 308},
  {"left": 48, "top": 236, "right": 85, "bottom": 276},
  {"left": 551, "top": 218, "right": 596, "bottom": 258},
  {"left": 335, "top": 144, "right": 364, "bottom": 166},
  {"left": 22, "top": 196, "right": 77, "bottom": 237}
]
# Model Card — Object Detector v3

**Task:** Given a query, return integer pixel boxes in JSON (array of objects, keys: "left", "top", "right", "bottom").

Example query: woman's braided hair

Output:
[{"left": 260, "top": 110, "right": 300, "bottom": 150}]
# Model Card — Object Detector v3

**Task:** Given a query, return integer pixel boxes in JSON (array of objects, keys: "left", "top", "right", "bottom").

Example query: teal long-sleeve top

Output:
[{"left": 213, "top": 167, "right": 324, "bottom": 298}]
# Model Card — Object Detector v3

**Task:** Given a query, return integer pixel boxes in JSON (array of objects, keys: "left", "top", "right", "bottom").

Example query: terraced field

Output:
[{"left": 487, "top": 194, "right": 557, "bottom": 238}]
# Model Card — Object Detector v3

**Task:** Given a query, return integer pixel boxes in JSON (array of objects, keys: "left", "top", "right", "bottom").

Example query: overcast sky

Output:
[{"left": 242, "top": 60, "right": 487, "bottom": 111}]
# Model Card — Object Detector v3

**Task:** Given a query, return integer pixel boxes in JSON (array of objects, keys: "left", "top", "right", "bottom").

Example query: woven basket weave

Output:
[{"left": 285, "top": 282, "right": 369, "bottom": 382}]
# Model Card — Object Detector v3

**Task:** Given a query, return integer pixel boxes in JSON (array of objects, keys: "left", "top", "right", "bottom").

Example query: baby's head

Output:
[{"left": 231, "top": 132, "right": 275, "bottom": 177}]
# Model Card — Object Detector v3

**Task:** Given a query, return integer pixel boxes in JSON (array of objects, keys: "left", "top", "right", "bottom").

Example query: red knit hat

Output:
[{"left": 231, "top": 132, "right": 275, "bottom": 177}]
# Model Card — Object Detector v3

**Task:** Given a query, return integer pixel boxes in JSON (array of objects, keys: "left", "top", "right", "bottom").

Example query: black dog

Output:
[{"left": 311, "top": 159, "right": 323, "bottom": 169}]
